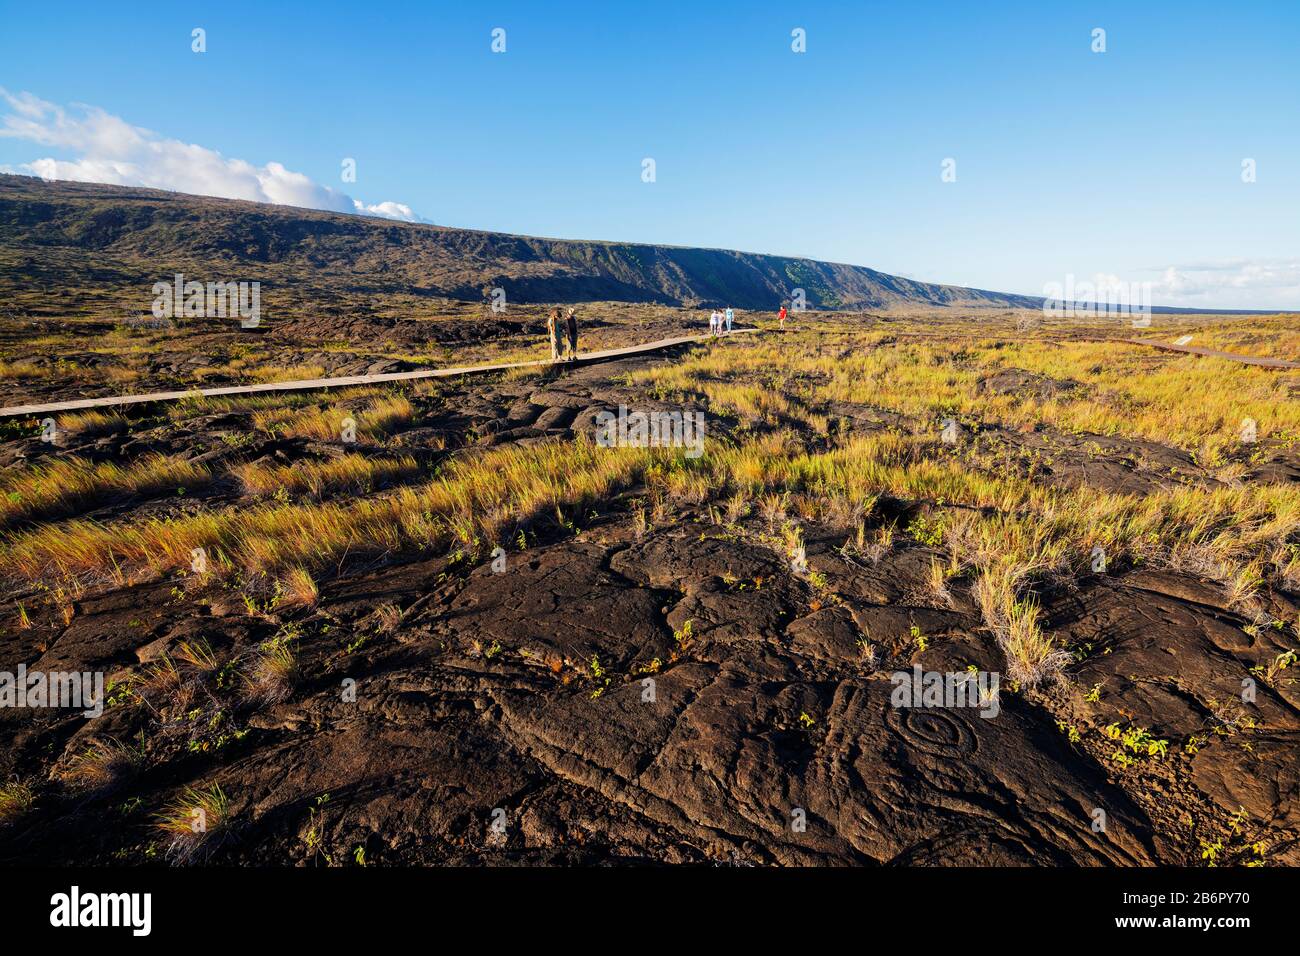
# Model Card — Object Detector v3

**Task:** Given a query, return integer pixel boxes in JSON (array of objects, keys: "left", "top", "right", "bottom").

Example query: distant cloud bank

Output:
[
  {"left": 0, "top": 89, "right": 421, "bottom": 222},
  {"left": 1147, "top": 260, "right": 1300, "bottom": 310},
  {"left": 1059, "top": 265, "right": 1300, "bottom": 312}
]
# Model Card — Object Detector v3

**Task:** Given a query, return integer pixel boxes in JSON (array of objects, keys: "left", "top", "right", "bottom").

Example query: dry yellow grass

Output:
[
  {"left": 634, "top": 331, "right": 1300, "bottom": 455},
  {"left": 57, "top": 410, "right": 129, "bottom": 438},
  {"left": 55, "top": 738, "right": 143, "bottom": 791},
  {"left": 0, "top": 780, "right": 35, "bottom": 823},
  {"left": 252, "top": 395, "right": 413, "bottom": 442},
  {"left": 1168, "top": 314, "right": 1300, "bottom": 361},
  {"left": 701, "top": 428, "right": 1300, "bottom": 580},
  {"left": 275, "top": 566, "right": 319, "bottom": 609},
  {"left": 5, "top": 322, "right": 1296, "bottom": 692},
  {"left": 231, "top": 454, "right": 421, "bottom": 499},
  {"left": 0, "top": 359, "right": 47, "bottom": 380},
  {"left": 243, "top": 635, "right": 298, "bottom": 703},
  {"left": 103, "top": 366, "right": 143, "bottom": 385},
  {"left": 249, "top": 363, "right": 327, "bottom": 384},
  {"left": 0, "top": 454, "right": 209, "bottom": 528},
  {"left": 1, "top": 437, "right": 654, "bottom": 585},
  {"left": 164, "top": 387, "right": 382, "bottom": 422},
  {"left": 155, "top": 783, "right": 230, "bottom": 863},
  {"left": 634, "top": 410, "right": 1300, "bottom": 684}
]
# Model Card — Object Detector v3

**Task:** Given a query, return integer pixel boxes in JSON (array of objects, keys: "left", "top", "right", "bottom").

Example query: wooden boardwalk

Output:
[
  {"left": 1124, "top": 337, "right": 1299, "bottom": 369},
  {"left": 0, "top": 328, "right": 758, "bottom": 419}
]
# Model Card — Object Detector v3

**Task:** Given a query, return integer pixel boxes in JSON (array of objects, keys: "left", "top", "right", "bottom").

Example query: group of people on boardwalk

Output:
[
  {"left": 547, "top": 307, "right": 579, "bottom": 361},
  {"left": 709, "top": 303, "right": 790, "bottom": 334}
]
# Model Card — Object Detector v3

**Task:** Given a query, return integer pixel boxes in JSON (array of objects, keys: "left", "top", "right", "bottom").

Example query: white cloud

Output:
[
  {"left": 0, "top": 90, "right": 422, "bottom": 223},
  {"left": 1146, "top": 259, "right": 1300, "bottom": 311},
  {"left": 354, "top": 199, "right": 418, "bottom": 221}
]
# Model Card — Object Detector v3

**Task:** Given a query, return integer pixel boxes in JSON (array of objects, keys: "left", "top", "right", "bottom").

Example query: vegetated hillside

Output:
[{"left": 0, "top": 174, "right": 1043, "bottom": 310}]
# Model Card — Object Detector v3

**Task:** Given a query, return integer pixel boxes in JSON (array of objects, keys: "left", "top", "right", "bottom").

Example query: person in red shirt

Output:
[{"left": 778, "top": 304, "right": 787, "bottom": 329}]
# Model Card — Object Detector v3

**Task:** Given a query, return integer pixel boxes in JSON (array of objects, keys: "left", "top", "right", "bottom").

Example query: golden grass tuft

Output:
[
  {"left": 165, "top": 388, "right": 372, "bottom": 422},
  {"left": 174, "top": 637, "right": 222, "bottom": 678},
  {"left": 0, "top": 454, "right": 210, "bottom": 528},
  {"left": 55, "top": 738, "right": 144, "bottom": 792},
  {"left": 253, "top": 395, "right": 413, "bottom": 443},
  {"left": 155, "top": 783, "right": 231, "bottom": 863},
  {"left": 249, "top": 363, "right": 327, "bottom": 384},
  {"left": 0, "top": 780, "right": 35, "bottom": 824},
  {"left": 57, "top": 410, "right": 129, "bottom": 438},
  {"left": 276, "top": 566, "right": 319, "bottom": 609},
  {"left": 1, "top": 437, "right": 654, "bottom": 586},
  {"left": 0, "top": 359, "right": 46, "bottom": 380},
  {"left": 243, "top": 637, "right": 298, "bottom": 704},
  {"left": 231, "top": 455, "right": 420, "bottom": 500},
  {"left": 104, "top": 365, "right": 142, "bottom": 385}
]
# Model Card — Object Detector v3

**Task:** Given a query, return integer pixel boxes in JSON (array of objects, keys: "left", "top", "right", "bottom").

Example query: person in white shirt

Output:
[{"left": 709, "top": 309, "right": 720, "bottom": 335}]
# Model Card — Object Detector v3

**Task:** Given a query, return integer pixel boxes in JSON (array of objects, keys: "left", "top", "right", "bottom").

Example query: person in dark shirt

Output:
[{"left": 565, "top": 308, "right": 579, "bottom": 361}]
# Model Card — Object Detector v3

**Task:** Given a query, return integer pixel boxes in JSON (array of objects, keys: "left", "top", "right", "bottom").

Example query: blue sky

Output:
[{"left": 2, "top": 0, "right": 1298, "bottom": 308}]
